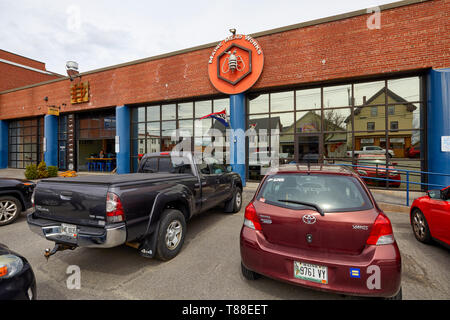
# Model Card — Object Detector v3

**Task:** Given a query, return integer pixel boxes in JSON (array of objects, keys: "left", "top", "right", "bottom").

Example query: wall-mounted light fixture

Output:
[{"left": 66, "top": 61, "right": 80, "bottom": 81}]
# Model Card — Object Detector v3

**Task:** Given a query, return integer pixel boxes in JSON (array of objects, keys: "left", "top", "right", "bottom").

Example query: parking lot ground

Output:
[{"left": 0, "top": 185, "right": 449, "bottom": 300}]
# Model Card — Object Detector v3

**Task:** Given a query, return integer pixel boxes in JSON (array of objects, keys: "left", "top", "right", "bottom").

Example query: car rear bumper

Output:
[
  {"left": 27, "top": 212, "right": 127, "bottom": 248},
  {"left": 240, "top": 226, "right": 402, "bottom": 298}
]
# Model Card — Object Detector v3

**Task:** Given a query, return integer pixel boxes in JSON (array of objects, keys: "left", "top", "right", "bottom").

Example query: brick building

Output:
[
  {"left": 0, "top": 0, "right": 449, "bottom": 188},
  {"left": 0, "top": 49, "right": 61, "bottom": 92}
]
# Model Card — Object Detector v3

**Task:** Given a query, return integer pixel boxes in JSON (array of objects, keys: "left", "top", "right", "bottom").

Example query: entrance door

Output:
[{"left": 296, "top": 134, "right": 321, "bottom": 164}]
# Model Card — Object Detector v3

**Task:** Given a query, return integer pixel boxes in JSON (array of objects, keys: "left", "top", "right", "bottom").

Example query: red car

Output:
[
  {"left": 407, "top": 145, "right": 420, "bottom": 158},
  {"left": 410, "top": 186, "right": 450, "bottom": 247},
  {"left": 240, "top": 165, "right": 402, "bottom": 299},
  {"left": 355, "top": 155, "right": 401, "bottom": 188}
]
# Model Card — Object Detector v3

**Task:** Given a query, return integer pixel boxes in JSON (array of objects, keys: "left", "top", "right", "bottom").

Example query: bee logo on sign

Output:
[
  {"left": 208, "top": 33, "right": 264, "bottom": 95},
  {"left": 70, "top": 81, "right": 89, "bottom": 104}
]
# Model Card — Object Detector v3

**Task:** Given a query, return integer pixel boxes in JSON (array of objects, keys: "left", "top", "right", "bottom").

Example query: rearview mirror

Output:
[{"left": 227, "top": 165, "right": 233, "bottom": 172}]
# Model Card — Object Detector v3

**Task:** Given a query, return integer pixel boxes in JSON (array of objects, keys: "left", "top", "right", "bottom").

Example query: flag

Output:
[{"left": 200, "top": 109, "right": 229, "bottom": 127}]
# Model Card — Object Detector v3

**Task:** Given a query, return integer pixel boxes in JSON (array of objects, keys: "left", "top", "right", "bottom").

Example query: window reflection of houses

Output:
[{"left": 346, "top": 87, "right": 417, "bottom": 158}]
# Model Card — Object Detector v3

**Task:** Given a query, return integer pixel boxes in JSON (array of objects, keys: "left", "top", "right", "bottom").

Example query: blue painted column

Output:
[
  {"left": 229, "top": 93, "right": 246, "bottom": 187},
  {"left": 44, "top": 115, "right": 58, "bottom": 167},
  {"left": 116, "top": 105, "right": 130, "bottom": 174},
  {"left": 0, "top": 121, "right": 8, "bottom": 169},
  {"left": 427, "top": 68, "right": 450, "bottom": 187}
]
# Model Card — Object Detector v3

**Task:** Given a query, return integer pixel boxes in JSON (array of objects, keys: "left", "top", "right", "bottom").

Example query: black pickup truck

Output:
[{"left": 27, "top": 152, "right": 243, "bottom": 261}]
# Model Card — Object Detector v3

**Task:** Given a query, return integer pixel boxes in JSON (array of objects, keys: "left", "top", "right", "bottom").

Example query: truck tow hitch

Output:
[{"left": 44, "top": 244, "right": 76, "bottom": 261}]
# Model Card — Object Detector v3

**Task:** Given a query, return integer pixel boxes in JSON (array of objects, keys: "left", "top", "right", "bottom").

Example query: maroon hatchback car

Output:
[{"left": 240, "top": 165, "right": 402, "bottom": 299}]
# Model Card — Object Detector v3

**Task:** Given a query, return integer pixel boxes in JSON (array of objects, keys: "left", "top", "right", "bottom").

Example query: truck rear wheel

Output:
[
  {"left": 0, "top": 196, "right": 22, "bottom": 226},
  {"left": 156, "top": 209, "right": 186, "bottom": 261},
  {"left": 224, "top": 187, "right": 242, "bottom": 214}
]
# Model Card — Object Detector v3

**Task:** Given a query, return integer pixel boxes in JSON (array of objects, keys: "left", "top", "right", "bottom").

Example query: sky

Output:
[{"left": 1, "top": 0, "right": 396, "bottom": 75}]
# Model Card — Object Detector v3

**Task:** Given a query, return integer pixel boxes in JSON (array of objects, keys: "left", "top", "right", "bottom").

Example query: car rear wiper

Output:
[{"left": 277, "top": 199, "right": 325, "bottom": 216}]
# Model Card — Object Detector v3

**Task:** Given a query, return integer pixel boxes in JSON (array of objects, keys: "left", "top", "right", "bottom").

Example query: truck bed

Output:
[{"left": 44, "top": 173, "right": 194, "bottom": 185}]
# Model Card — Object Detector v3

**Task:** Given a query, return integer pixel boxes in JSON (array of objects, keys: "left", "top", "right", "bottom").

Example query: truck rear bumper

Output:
[{"left": 27, "top": 213, "right": 127, "bottom": 248}]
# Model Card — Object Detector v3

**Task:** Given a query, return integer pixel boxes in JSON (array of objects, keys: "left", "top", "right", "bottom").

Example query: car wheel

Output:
[
  {"left": 385, "top": 287, "right": 402, "bottom": 300},
  {"left": 241, "top": 262, "right": 260, "bottom": 280},
  {"left": 411, "top": 209, "right": 432, "bottom": 244},
  {"left": 155, "top": 209, "right": 186, "bottom": 261},
  {"left": 0, "top": 196, "right": 22, "bottom": 226},
  {"left": 224, "top": 187, "right": 242, "bottom": 214}
]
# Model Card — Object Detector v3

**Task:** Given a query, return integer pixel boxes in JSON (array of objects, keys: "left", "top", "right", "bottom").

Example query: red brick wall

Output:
[
  {"left": 1, "top": 0, "right": 449, "bottom": 120},
  {"left": 0, "top": 62, "right": 60, "bottom": 92},
  {"left": 0, "top": 49, "right": 46, "bottom": 70}
]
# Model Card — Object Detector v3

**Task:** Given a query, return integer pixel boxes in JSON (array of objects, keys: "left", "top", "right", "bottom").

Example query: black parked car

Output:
[
  {"left": 0, "top": 178, "right": 35, "bottom": 226},
  {"left": 0, "top": 243, "right": 36, "bottom": 300}
]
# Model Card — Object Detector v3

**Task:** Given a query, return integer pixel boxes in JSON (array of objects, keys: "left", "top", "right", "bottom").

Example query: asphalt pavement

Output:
[{"left": 0, "top": 186, "right": 449, "bottom": 300}]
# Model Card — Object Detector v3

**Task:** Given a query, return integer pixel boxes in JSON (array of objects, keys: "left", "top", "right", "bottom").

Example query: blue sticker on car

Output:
[{"left": 350, "top": 268, "right": 361, "bottom": 278}]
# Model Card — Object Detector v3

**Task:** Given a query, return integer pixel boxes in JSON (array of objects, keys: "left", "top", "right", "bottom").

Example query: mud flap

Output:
[{"left": 138, "top": 219, "right": 161, "bottom": 258}]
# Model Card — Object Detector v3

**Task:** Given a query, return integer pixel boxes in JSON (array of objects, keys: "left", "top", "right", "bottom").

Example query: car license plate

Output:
[
  {"left": 60, "top": 223, "right": 77, "bottom": 239},
  {"left": 294, "top": 261, "right": 328, "bottom": 284}
]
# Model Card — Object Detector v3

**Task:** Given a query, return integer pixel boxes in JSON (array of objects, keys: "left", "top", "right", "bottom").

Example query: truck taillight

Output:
[
  {"left": 243, "top": 202, "right": 262, "bottom": 231},
  {"left": 366, "top": 213, "right": 395, "bottom": 245},
  {"left": 106, "top": 192, "right": 124, "bottom": 223}
]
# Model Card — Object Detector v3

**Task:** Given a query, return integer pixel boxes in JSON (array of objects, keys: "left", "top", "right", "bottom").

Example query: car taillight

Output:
[
  {"left": 366, "top": 213, "right": 395, "bottom": 245},
  {"left": 106, "top": 192, "right": 124, "bottom": 223},
  {"left": 243, "top": 202, "right": 262, "bottom": 231}
]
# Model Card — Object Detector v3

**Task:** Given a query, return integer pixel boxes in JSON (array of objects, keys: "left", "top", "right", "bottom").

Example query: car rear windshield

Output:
[{"left": 257, "top": 174, "right": 373, "bottom": 212}]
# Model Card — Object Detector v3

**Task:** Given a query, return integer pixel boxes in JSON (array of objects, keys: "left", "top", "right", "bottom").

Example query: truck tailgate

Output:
[{"left": 34, "top": 181, "right": 108, "bottom": 227}]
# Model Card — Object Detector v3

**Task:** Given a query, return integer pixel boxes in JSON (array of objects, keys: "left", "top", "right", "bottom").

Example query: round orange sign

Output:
[{"left": 208, "top": 34, "right": 264, "bottom": 95}]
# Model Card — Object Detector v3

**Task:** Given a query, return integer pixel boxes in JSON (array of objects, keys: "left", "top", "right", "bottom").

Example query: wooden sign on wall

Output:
[
  {"left": 70, "top": 81, "right": 89, "bottom": 104},
  {"left": 47, "top": 106, "right": 60, "bottom": 116}
]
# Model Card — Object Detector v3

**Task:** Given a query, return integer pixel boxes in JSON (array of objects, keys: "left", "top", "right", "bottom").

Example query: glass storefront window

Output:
[
  {"left": 178, "top": 103, "right": 193, "bottom": 119},
  {"left": 147, "top": 105, "right": 160, "bottom": 121},
  {"left": 248, "top": 94, "right": 269, "bottom": 114},
  {"left": 195, "top": 100, "right": 212, "bottom": 119},
  {"left": 324, "top": 84, "right": 352, "bottom": 108},
  {"left": 323, "top": 108, "right": 350, "bottom": 132},
  {"left": 353, "top": 105, "right": 386, "bottom": 131},
  {"left": 146, "top": 122, "right": 160, "bottom": 136},
  {"left": 296, "top": 88, "right": 321, "bottom": 111},
  {"left": 178, "top": 119, "right": 194, "bottom": 136},
  {"left": 162, "top": 104, "right": 176, "bottom": 121},
  {"left": 213, "top": 98, "right": 230, "bottom": 114},
  {"left": 354, "top": 81, "right": 385, "bottom": 106},
  {"left": 324, "top": 132, "right": 352, "bottom": 160},
  {"left": 274, "top": 113, "right": 294, "bottom": 134},
  {"left": 271, "top": 91, "right": 294, "bottom": 113},
  {"left": 296, "top": 111, "right": 321, "bottom": 133},
  {"left": 388, "top": 77, "right": 421, "bottom": 103}
]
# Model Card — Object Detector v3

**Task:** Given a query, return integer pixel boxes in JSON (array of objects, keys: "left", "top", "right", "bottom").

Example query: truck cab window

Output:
[{"left": 142, "top": 158, "right": 158, "bottom": 173}]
